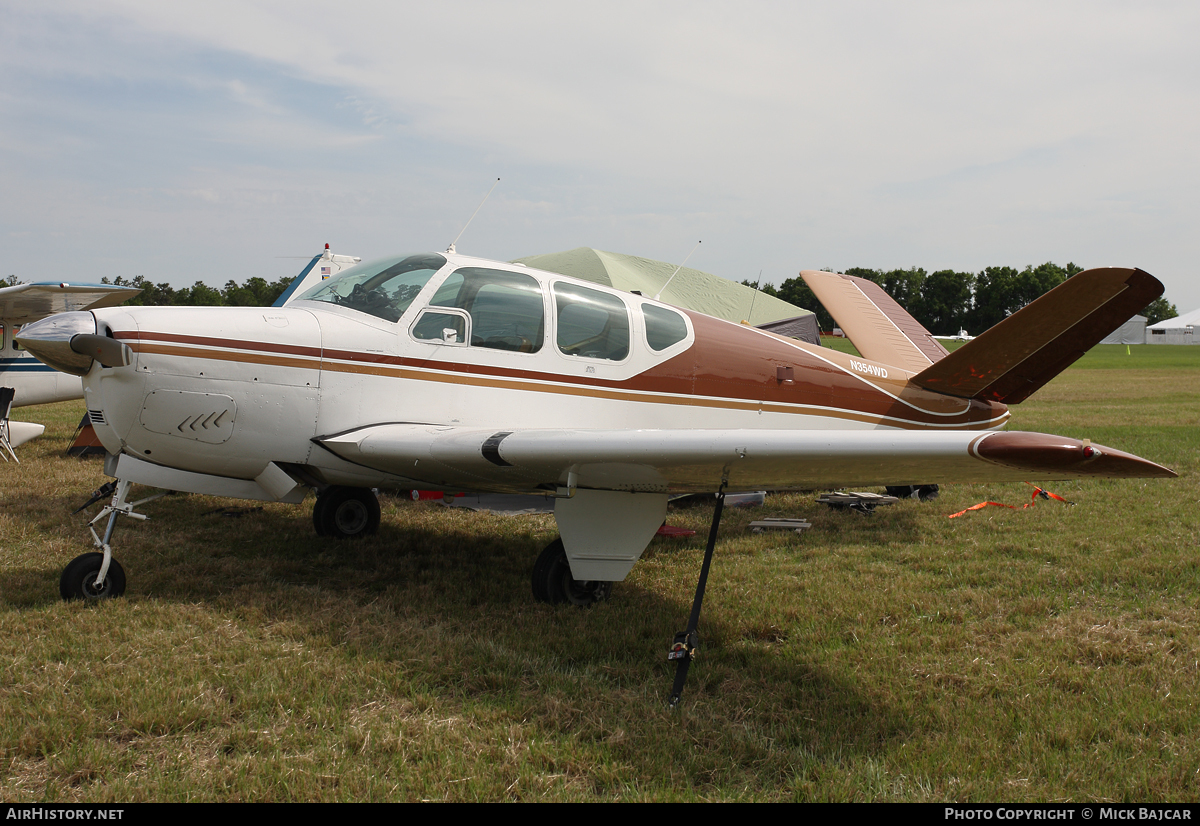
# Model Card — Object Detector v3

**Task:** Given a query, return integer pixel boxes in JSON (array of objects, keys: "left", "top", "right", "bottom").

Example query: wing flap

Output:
[
  {"left": 801, "top": 270, "right": 948, "bottom": 372},
  {"left": 315, "top": 424, "right": 1174, "bottom": 494},
  {"left": 913, "top": 267, "right": 1163, "bottom": 403}
]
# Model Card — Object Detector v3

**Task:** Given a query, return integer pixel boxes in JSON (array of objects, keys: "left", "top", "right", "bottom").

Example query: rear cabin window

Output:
[
  {"left": 553, "top": 282, "right": 630, "bottom": 361},
  {"left": 642, "top": 304, "right": 688, "bottom": 351},
  {"left": 415, "top": 267, "right": 545, "bottom": 353}
]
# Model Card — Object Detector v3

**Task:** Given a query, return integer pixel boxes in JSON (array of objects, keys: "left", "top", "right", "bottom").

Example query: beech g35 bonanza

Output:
[{"left": 17, "top": 249, "right": 1175, "bottom": 701}]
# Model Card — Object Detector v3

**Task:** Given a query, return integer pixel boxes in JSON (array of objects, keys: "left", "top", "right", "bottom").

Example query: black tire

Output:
[
  {"left": 885, "top": 485, "right": 917, "bottom": 499},
  {"left": 60, "top": 552, "right": 126, "bottom": 601},
  {"left": 531, "top": 538, "right": 612, "bottom": 606},
  {"left": 916, "top": 484, "right": 940, "bottom": 501},
  {"left": 315, "top": 486, "right": 380, "bottom": 539}
]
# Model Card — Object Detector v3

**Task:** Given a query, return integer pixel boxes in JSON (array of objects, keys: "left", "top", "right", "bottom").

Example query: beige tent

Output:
[{"left": 513, "top": 248, "right": 817, "bottom": 341}]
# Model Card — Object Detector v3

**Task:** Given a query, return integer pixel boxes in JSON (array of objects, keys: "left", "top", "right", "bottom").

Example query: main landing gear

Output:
[
  {"left": 531, "top": 538, "right": 612, "bottom": 605},
  {"left": 312, "top": 486, "right": 380, "bottom": 539}
]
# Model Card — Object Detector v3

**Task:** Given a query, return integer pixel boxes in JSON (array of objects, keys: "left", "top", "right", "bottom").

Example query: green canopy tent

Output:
[{"left": 513, "top": 248, "right": 819, "bottom": 344}]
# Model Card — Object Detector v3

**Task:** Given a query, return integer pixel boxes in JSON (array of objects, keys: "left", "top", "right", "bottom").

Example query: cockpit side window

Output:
[
  {"left": 297, "top": 253, "right": 447, "bottom": 323},
  {"left": 553, "top": 282, "right": 630, "bottom": 361},
  {"left": 642, "top": 304, "right": 689, "bottom": 351},
  {"left": 424, "top": 267, "right": 545, "bottom": 353}
]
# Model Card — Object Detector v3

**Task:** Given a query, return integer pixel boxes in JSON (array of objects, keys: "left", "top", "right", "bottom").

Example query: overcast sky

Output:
[{"left": 3, "top": 1, "right": 1198, "bottom": 315}]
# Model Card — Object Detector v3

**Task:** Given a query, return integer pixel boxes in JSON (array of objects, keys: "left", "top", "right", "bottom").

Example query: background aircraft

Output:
[
  {"left": 271, "top": 244, "right": 362, "bottom": 307},
  {"left": 1, "top": 281, "right": 141, "bottom": 408},
  {"left": 0, "top": 281, "right": 140, "bottom": 451},
  {"left": 0, "top": 247, "right": 359, "bottom": 454}
]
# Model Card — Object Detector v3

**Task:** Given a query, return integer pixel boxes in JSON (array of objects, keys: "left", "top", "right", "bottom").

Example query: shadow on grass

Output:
[{"left": 13, "top": 490, "right": 924, "bottom": 781}]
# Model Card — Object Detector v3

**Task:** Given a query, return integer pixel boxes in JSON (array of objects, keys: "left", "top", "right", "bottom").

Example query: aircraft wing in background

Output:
[{"left": 0, "top": 282, "right": 141, "bottom": 324}]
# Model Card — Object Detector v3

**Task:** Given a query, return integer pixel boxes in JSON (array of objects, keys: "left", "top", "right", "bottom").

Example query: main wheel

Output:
[
  {"left": 314, "top": 486, "right": 380, "bottom": 539},
  {"left": 531, "top": 538, "right": 612, "bottom": 606},
  {"left": 60, "top": 552, "right": 126, "bottom": 601}
]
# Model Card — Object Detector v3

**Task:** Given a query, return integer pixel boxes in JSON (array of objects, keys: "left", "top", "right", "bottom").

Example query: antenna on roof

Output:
[
  {"left": 743, "top": 269, "right": 762, "bottom": 325},
  {"left": 447, "top": 178, "right": 500, "bottom": 254},
  {"left": 654, "top": 240, "right": 701, "bottom": 301}
]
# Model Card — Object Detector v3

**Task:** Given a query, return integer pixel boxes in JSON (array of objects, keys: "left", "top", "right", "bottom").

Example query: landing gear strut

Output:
[
  {"left": 313, "top": 486, "right": 380, "bottom": 539},
  {"left": 531, "top": 538, "right": 612, "bottom": 605}
]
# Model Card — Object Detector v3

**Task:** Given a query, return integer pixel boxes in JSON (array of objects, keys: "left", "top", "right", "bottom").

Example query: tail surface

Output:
[
  {"left": 800, "top": 270, "right": 948, "bottom": 372},
  {"left": 272, "top": 245, "right": 362, "bottom": 307},
  {"left": 912, "top": 267, "right": 1162, "bottom": 403}
]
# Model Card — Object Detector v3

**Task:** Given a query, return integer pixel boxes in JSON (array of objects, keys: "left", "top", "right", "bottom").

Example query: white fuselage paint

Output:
[{"left": 78, "top": 253, "right": 1006, "bottom": 489}]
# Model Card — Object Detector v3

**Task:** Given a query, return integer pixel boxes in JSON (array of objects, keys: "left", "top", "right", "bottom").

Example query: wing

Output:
[
  {"left": 315, "top": 424, "right": 1175, "bottom": 494},
  {"left": 0, "top": 282, "right": 141, "bottom": 324}
]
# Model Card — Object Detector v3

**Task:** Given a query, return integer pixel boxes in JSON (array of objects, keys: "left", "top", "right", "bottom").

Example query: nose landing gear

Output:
[
  {"left": 60, "top": 552, "right": 126, "bottom": 601},
  {"left": 61, "top": 477, "right": 164, "bottom": 602}
]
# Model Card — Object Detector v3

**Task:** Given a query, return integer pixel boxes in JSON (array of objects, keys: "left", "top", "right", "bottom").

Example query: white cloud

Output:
[{"left": 1, "top": 0, "right": 1198, "bottom": 310}]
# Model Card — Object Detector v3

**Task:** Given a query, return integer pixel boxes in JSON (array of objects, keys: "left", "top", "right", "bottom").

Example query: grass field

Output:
[{"left": 1, "top": 345, "right": 1198, "bottom": 801}]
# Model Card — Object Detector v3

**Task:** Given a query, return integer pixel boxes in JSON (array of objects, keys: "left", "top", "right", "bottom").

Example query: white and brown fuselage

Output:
[
  {"left": 78, "top": 285, "right": 999, "bottom": 486},
  {"left": 19, "top": 251, "right": 1170, "bottom": 501}
]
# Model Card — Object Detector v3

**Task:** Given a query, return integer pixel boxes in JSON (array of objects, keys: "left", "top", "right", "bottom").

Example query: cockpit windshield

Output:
[{"left": 296, "top": 253, "right": 447, "bottom": 323}]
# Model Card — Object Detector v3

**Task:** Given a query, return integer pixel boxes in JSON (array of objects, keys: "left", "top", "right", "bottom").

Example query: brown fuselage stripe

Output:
[{"left": 130, "top": 339, "right": 1006, "bottom": 431}]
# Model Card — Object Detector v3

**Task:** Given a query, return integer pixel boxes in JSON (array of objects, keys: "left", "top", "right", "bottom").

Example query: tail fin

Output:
[
  {"left": 272, "top": 245, "right": 362, "bottom": 307},
  {"left": 800, "top": 270, "right": 948, "bottom": 373},
  {"left": 913, "top": 267, "right": 1163, "bottom": 404}
]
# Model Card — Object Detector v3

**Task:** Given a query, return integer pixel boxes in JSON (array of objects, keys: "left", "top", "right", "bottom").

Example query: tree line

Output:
[
  {"left": 745, "top": 262, "right": 1178, "bottom": 335},
  {"left": 97, "top": 274, "right": 297, "bottom": 307}
]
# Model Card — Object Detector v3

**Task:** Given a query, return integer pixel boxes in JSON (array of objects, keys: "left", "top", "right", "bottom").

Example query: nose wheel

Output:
[
  {"left": 313, "top": 486, "right": 380, "bottom": 539},
  {"left": 61, "top": 477, "right": 163, "bottom": 602},
  {"left": 60, "top": 552, "right": 126, "bottom": 601}
]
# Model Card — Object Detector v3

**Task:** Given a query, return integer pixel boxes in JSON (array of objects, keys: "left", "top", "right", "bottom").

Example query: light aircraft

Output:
[
  {"left": 271, "top": 244, "right": 362, "bottom": 307},
  {"left": 16, "top": 249, "right": 1174, "bottom": 701}
]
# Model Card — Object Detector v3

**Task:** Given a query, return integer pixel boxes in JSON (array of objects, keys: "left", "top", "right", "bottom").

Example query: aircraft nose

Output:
[{"left": 14, "top": 311, "right": 132, "bottom": 376}]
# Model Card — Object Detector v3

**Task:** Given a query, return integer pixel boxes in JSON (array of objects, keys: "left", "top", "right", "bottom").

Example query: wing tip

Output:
[{"left": 975, "top": 432, "right": 1176, "bottom": 479}]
